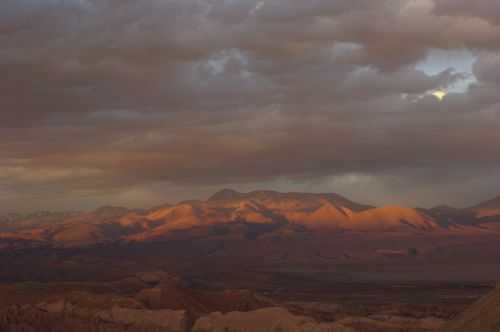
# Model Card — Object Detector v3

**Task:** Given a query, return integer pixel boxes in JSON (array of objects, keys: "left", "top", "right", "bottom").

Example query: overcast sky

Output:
[{"left": 1, "top": 0, "right": 500, "bottom": 212}]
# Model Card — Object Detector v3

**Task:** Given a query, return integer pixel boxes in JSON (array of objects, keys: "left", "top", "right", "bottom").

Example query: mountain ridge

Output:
[
  {"left": 2, "top": 189, "right": 500, "bottom": 248},
  {"left": 4, "top": 189, "right": 500, "bottom": 220},
  {"left": 0, "top": 189, "right": 500, "bottom": 248}
]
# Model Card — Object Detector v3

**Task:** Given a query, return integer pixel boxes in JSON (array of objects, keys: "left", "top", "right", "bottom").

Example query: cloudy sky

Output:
[{"left": 1, "top": 0, "right": 500, "bottom": 212}]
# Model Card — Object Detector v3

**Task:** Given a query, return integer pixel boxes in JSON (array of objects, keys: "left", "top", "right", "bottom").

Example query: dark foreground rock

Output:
[
  {"left": 193, "top": 307, "right": 355, "bottom": 332},
  {"left": 0, "top": 302, "right": 189, "bottom": 332},
  {"left": 0, "top": 303, "right": 354, "bottom": 332},
  {"left": 0, "top": 301, "right": 450, "bottom": 332},
  {"left": 443, "top": 283, "right": 500, "bottom": 332}
]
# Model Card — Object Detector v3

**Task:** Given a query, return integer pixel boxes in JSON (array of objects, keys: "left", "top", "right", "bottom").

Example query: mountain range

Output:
[{"left": 2, "top": 189, "right": 500, "bottom": 249}]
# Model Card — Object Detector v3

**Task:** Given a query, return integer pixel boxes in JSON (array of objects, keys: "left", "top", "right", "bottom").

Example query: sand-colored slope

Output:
[
  {"left": 193, "top": 307, "right": 355, "bottom": 332},
  {"left": 3, "top": 190, "right": 497, "bottom": 246},
  {"left": 443, "top": 284, "right": 500, "bottom": 332},
  {"left": 349, "top": 206, "right": 438, "bottom": 231},
  {"left": 284, "top": 202, "right": 437, "bottom": 231}
]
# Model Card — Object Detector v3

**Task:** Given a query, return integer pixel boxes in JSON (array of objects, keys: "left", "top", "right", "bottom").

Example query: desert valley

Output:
[{"left": 2, "top": 190, "right": 500, "bottom": 331}]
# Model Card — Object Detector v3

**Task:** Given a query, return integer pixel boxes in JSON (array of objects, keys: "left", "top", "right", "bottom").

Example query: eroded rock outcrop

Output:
[
  {"left": 443, "top": 283, "right": 500, "bottom": 332},
  {"left": 98, "top": 306, "right": 189, "bottom": 331},
  {"left": 0, "top": 301, "right": 451, "bottom": 332},
  {"left": 192, "top": 307, "right": 355, "bottom": 332},
  {"left": 0, "top": 301, "right": 189, "bottom": 332}
]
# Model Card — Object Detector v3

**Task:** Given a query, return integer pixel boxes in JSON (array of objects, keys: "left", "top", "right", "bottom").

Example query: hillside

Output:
[
  {"left": 2, "top": 190, "right": 500, "bottom": 249},
  {"left": 470, "top": 196, "right": 500, "bottom": 218},
  {"left": 444, "top": 283, "right": 500, "bottom": 332}
]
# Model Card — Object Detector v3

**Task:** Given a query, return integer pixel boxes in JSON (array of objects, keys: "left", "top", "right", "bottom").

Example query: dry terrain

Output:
[{"left": 2, "top": 190, "right": 500, "bottom": 331}]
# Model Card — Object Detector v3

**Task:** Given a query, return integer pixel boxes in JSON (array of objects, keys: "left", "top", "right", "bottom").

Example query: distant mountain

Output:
[
  {"left": 470, "top": 195, "right": 500, "bottom": 218},
  {"left": 2, "top": 190, "right": 500, "bottom": 248},
  {"left": 208, "top": 188, "right": 245, "bottom": 201},
  {"left": 0, "top": 211, "right": 78, "bottom": 232},
  {"left": 425, "top": 205, "right": 478, "bottom": 227},
  {"left": 208, "top": 189, "right": 372, "bottom": 212},
  {"left": 471, "top": 195, "right": 500, "bottom": 209}
]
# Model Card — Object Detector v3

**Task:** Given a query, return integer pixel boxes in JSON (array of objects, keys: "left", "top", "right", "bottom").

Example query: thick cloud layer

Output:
[{"left": 1, "top": 0, "right": 500, "bottom": 211}]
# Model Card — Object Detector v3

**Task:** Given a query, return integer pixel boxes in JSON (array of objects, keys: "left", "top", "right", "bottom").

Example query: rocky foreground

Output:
[
  {"left": 1, "top": 302, "right": 448, "bottom": 332},
  {"left": 443, "top": 283, "right": 500, "bottom": 332},
  {"left": 1, "top": 267, "right": 474, "bottom": 332},
  {"left": 2, "top": 273, "right": 499, "bottom": 331},
  {"left": 7, "top": 281, "right": 500, "bottom": 331}
]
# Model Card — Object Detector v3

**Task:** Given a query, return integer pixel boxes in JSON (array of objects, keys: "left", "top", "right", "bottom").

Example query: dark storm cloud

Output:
[
  {"left": 1, "top": 0, "right": 500, "bottom": 211},
  {"left": 474, "top": 53, "right": 500, "bottom": 84},
  {"left": 434, "top": 0, "right": 500, "bottom": 25}
]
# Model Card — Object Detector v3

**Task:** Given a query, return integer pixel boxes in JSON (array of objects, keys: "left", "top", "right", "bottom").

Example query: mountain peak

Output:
[
  {"left": 208, "top": 189, "right": 243, "bottom": 201},
  {"left": 471, "top": 195, "right": 500, "bottom": 210},
  {"left": 207, "top": 189, "right": 372, "bottom": 213},
  {"left": 429, "top": 205, "right": 459, "bottom": 213},
  {"left": 92, "top": 206, "right": 129, "bottom": 217}
]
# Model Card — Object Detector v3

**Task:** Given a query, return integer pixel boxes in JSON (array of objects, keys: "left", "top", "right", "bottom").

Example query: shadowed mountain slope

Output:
[
  {"left": 470, "top": 196, "right": 500, "bottom": 218},
  {"left": 2, "top": 190, "right": 500, "bottom": 249}
]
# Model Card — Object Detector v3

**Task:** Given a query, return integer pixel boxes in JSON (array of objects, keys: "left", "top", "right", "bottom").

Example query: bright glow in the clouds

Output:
[{"left": 432, "top": 90, "right": 447, "bottom": 101}]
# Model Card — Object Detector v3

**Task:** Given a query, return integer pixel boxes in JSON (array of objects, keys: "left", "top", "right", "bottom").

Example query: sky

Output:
[{"left": 1, "top": 0, "right": 500, "bottom": 212}]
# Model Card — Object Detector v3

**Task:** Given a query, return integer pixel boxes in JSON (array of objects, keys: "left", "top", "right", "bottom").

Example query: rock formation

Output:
[
  {"left": 443, "top": 283, "right": 500, "bottom": 332},
  {"left": 192, "top": 307, "right": 355, "bottom": 332},
  {"left": 0, "top": 301, "right": 189, "bottom": 332}
]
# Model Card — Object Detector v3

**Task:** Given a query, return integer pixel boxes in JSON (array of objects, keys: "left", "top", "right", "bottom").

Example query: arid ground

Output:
[{"left": 2, "top": 190, "right": 500, "bottom": 331}]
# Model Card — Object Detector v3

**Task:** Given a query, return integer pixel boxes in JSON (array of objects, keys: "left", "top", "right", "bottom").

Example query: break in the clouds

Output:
[{"left": 1, "top": 0, "right": 500, "bottom": 212}]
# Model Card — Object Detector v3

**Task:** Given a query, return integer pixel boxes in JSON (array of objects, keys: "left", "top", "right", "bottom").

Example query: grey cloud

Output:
[
  {"left": 2, "top": 0, "right": 500, "bottom": 211},
  {"left": 434, "top": 0, "right": 500, "bottom": 25},
  {"left": 474, "top": 53, "right": 500, "bottom": 84}
]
